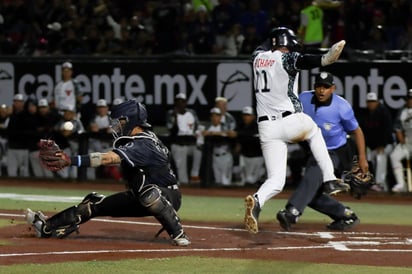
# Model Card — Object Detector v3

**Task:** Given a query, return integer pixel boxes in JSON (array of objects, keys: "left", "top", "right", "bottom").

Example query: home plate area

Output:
[{"left": 1, "top": 214, "right": 412, "bottom": 266}]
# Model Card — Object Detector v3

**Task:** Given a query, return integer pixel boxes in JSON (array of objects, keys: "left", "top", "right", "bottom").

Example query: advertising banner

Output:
[{"left": 0, "top": 58, "right": 410, "bottom": 125}]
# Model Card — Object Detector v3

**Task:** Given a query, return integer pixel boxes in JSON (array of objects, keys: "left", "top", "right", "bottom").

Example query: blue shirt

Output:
[{"left": 299, "top": 91, "right": 359, "bottom": 150}]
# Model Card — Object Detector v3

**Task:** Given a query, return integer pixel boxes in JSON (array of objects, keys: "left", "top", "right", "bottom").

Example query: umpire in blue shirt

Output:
[{"left": 277, "top": 71, "right": 369, "bottom": 231}]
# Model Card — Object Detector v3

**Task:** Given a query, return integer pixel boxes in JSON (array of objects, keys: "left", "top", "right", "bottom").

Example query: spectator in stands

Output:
[
  {"left": 239, "top": 24, "right": 261, "bottom": 55},
  {"left": 211, "top": 0, "right": 240, "bottom": 54},
  {"left": 187, "top": 5, "right": 216, "bottom": 55},
  {"left": 1, "top": 1, "right": 412, "bottom": 56},
  {"left": 166, "top": 93, "right": 202, "bottom": 184},
  {"left": 359, "top": 92, "right": 393, "bottom": 192},
  {"left": 239, "top": 0, "right": 270, "bottom": 40},
  {"left": 399, "top": 19, "right": 412, "bottom": 51},
  {"left": 83, "top": 24, "right": 104, "bottom": 54},
  {"left": 151, "top": 1, "right": 180, "bottom": 54},
  {"left": 192, "top": 0, "right": 215, "bottom": 12},
  {"left": 7, "top": 94, "right": 30, "bottom": 177},
  {"left": 298, "top": 0, "right": 324, "bottom": 51}
]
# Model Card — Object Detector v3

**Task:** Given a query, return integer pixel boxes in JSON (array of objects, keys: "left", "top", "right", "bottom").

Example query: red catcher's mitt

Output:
[{"left": 38, "top": 139, "right": 71, "bottom": 171}]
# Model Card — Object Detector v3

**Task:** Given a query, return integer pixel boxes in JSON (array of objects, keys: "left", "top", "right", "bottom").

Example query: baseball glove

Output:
[
  {"left": 343, "top": 157, "right": 375, "bottom": 199},
  {"left": 38, "top": 139, "right": 71, "bottom": 172}
]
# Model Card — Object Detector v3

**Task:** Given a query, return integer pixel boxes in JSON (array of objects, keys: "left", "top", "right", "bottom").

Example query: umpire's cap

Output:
[
  {"left": 270, "top": 27, "right": 301, "bottom": 51},
  {"left": 315, "top": 72, "right": 335, "bottom": 87}
]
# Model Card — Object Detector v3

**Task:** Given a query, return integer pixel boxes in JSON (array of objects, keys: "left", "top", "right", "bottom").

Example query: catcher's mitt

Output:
[
  {"left": 38, "top": 139, "right": 71, "bottom": 172},
  {"left": 343, "top": 158, "right": 375, "bottom": 199}
]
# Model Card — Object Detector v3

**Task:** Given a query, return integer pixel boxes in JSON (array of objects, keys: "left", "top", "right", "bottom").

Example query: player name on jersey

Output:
[{"left": 254, "top": 58, "right": 275, "bottom": 68}]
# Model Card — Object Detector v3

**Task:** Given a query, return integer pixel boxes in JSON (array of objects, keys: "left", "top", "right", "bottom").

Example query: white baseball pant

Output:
[{"left": 256, "top": 112, "right": 336, "bottom": 207}]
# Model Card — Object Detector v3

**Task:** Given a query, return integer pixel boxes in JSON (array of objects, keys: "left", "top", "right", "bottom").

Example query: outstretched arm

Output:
[
  {"left": 69, "top": 150, "right": 121, "bottom": 167},
  {"left": 38, "top": 139, "right": 121, "bottom": 171},
  {"left": 295, "top": 40, "right": 346, "bottom": 69}
]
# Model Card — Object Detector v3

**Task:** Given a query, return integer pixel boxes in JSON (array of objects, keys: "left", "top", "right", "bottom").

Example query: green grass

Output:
[
  {"left": 0, "top": 185, "right": 411, "bottom": 273},
  {"left": 1, "top": 257, "right": 412, "bottom": 274},
  {"left": 1, "top": 186, "right": 411, "bottom": 225}
]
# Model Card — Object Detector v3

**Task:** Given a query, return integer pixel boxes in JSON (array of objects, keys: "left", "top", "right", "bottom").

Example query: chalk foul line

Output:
[{"left": 0, "top": 212, "right": 412, "bottom": 257}]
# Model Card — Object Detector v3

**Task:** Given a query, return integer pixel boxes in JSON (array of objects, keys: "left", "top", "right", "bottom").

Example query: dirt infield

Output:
[{"left": 0, "top": 179, "right": 412, "bottom": 266}]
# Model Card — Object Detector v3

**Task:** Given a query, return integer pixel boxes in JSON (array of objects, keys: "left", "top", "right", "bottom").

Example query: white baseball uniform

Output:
[
  {"left": 253, "top": 48, "right": 337, "bottom": 207},
  {"left": 54, "top": 80, "right": 79, "bottom": 112},
  {"left": 390, "top": 107, "right": 412, "bottom": 192},
  {"left": 166, "top": 108, "right": 202, "bottom": 184}
]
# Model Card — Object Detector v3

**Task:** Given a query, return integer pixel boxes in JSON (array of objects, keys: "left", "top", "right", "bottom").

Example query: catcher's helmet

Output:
[
  {"left": 110, "top": 99, "right": 151, "bottom": 138},
  {"left": 270, "top": 27, "right": 301, "bottom": 51}
]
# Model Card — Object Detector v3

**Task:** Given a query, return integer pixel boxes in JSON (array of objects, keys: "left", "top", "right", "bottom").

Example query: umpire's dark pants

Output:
[{"left": 287, "top": 143, "right": 353, "bottom": 220}]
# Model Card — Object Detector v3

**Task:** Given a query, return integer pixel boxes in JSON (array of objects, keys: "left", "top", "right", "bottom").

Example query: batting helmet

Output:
[
  {"left": 270, "top": 27, "right": 301, "bottom": 51},
  {"left": 110, "top": 99, "right": 151, "bottom": 138}
]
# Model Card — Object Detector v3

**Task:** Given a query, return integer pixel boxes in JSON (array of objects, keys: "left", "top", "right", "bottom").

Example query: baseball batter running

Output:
[
  {"left": 26, "top": 99, "right": 190, "bottom": 246},
  {"left": 244, "top": 27, "right": 349, "bottom": 234}
]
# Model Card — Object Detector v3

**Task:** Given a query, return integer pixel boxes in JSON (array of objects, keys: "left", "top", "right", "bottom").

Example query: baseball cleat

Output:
[
  {"left": 323, "top": 179, "right": 350, "bottom": 195},
  {"left": 244, "top": 194, "right": 261, "bottom": 234},
  {"left": 172, "top": 232, "right": 191, "bottom": 246},
  {"left": 25, "top": 208, "right": 47, "bottom": 225},
  {"left": 25, "top": 208, "right": 51, "bottom": 238},
  {"left": 327, "top": 215, "right": 360, "bottom": 231},
  {"left": 276, "top": 209, "right": 297, "bottom": 231},
  {"left": 25, "top": 208, "right": 36, "bottom": 225}
]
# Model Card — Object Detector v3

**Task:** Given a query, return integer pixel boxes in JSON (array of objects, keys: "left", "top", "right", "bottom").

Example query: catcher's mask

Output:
[
  {"left": 110, "top": 99, "right": 151, "bottom": 138},
  {"left": 270, "top": 27, "right": 302, "bottom": 52}
]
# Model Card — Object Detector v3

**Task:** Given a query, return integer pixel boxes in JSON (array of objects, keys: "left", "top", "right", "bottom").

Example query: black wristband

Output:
[{"left": 70, "top": 155, "right": 91, "bottom": 167}]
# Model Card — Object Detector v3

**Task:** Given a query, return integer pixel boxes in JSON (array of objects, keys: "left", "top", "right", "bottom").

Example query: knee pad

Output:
[
  {"left": 139, "top": 184, "right": 162, "bottom": 211},
  {"left": 77, "top": 192, "right": 105, "bottom": 223}
]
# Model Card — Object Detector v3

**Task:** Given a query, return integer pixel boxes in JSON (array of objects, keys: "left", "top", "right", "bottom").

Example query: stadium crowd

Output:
[{"left": 0, "top": 0, "right": 411, "bottom": 57}]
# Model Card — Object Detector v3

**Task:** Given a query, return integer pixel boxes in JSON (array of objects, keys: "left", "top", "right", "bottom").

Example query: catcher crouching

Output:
[{"left": 25, "top": 99, "right": 191, "bottom": 246}]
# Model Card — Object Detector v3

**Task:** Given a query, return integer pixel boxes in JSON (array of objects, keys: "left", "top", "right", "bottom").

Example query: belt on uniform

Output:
[
  {"left": 214, "top": 152, "right": 227, "bottom": 157},
  {"left": 257, "top": 111, "right": 292, "bottom": 122},
  {"left": 167, "top": 184, "right": 179, "bottom": 190}
]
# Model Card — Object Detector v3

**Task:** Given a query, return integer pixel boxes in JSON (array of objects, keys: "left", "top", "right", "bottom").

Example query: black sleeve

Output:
[{"left": 295, "top": 54, "right": 322, "bottom": 70}]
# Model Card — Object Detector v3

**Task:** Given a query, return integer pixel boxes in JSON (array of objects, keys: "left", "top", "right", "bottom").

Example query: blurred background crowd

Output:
[{"left": 0, "top": 0, "right": 411, "bottom": 57}]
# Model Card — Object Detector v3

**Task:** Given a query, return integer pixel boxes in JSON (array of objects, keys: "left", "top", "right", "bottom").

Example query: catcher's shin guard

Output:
[
  {"left": 139, "top": 185, "right": 188, "bottom": 245},
  {"left": 45, "top": 206, "right": 81, "bottom": 238},
  {"left": 41, "top": 192, "right": 105, "bottom": 238}
]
